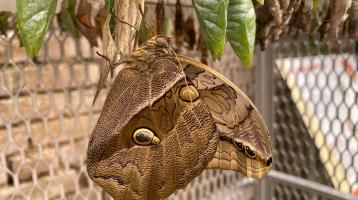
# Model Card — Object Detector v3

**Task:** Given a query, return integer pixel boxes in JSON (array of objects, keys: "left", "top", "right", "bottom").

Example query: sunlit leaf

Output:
[
  {"left": 227, "top": 0, "right": 256, "bottom": 68},
  {"left": 256, "top": 0, "right": 264, "bottom": 5},
  {"left": 16, "top": 0, "right": 57, "bottom": 57},
  {"left": 313, "top": 0, "right": 319, "bottom": 15},
  {"left": 164, "top": 18, "right": 174, "bottom": 37},
  {"left": 192, "top": 0, "right": 229, "bottom": 60}
]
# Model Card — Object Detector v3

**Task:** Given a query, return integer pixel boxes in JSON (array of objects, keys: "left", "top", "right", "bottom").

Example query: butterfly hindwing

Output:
[{"left": 168, "top": 55, "right": 272, "bottom": 178}]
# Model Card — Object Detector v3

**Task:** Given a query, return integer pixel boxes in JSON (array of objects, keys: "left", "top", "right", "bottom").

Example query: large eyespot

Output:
[
  {"left": 245, "top": 146, "right": 256, "bottom": 158},
  {"left": 233, "top": 140, "right": 243, "bottom": 150},
  {"left": 179, "top": 85, "right": 199, "bottom": 102},
  {"left": 132, "top": 128, "right": 160, "bottom": 146}
]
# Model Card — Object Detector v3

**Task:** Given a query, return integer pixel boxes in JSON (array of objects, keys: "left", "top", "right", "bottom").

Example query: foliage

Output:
[
  {"left": 60, "top": 0, "right": 79, "bottom": 38},
  {"left": 12, "top": 0, "right": 356, "bottom": 68},
  {"left": 227, "top": 0, "right": 256, "bottom": 67},
  {"left": 16, "top": 0, "right": 57, "bottom": 57},
  {"left": 191, "top": 0, "right": 256, "bottom": 66},
  {"left": 192, "top": 0, "right": 229, "bottom": 60}
]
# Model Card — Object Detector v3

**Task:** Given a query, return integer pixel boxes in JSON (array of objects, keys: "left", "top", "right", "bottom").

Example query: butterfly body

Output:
[{"left": 87, "top": 36, "right": 272, "bottom": 200}]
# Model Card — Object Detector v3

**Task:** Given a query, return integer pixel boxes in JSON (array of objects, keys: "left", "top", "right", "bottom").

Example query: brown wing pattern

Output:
[
  {"left": 87, "top": 58, "right": 219, "bottom": 200},
  {"left": 184, "top": 64, "right": 270, "bottom": 157},
  {"left": 88, "top": 36, "right": 271, "bottom": 200},
  {"left": 173, "top": 55, "right": 272, "bottom": 178}
]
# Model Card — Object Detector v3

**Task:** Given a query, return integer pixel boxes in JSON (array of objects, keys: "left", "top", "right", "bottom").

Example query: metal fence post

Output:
[
  {"left": 254, "top": 44, "right": 275, "bottom": 200},
  {"left": 254, "top": 44, "right": 275, "bottom": 133}
]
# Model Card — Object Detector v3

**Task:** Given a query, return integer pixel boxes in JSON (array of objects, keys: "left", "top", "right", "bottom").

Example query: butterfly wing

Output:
[
  {"left": 170, "top": 55, "right": 272, "bottom": 179},
  {"left": 87, "top": 58, "right": 219, "bottom": 200}
]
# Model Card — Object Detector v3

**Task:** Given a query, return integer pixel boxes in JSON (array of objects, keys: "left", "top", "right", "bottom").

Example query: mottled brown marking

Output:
[{"left": 87, "top": 36, "right": 272, "bottom": 200}]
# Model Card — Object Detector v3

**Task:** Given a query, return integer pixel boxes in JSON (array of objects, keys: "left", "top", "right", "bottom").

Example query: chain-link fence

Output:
[
  {"left": 0, "top": 24, "right": 257, "bottom": 199},
  {"left": 1, "top": 3, "right": 357, "bottom": 200},
  {"left": 0, "top": 28, "right": 106, "bottom": 199},
  {"left": 269, "top": 38, "right": 358, "bottom": 199}
]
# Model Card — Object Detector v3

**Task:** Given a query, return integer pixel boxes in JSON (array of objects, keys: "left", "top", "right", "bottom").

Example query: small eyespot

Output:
[
  {"left": 234, "top": 141, "right": 243, "bottom": 150},
  {"left": 245, "top": 146, "right": 256, "bottom": 158},
  {"left": 179, "top": 85, "right": 199, "bottom": 102},
  {"left": 266, "top": 157, "right": 272, "bottom": 166},
  {"left": 132, "top": 128, "right": 160, "bottom": 146}
]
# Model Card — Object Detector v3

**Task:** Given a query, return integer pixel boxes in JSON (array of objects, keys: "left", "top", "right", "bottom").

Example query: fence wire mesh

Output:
[
  {"left": 1, "top": 3, "right": 357, "bottom": 200},
  {"left": 272, "top": 38, "right": 358, "bottom": 199},
  {"left": 0, "top": 28, "right": 106, "bottom": 199},
  {"left": 0, "top": 23, "right": 255, "bottom": 199}
]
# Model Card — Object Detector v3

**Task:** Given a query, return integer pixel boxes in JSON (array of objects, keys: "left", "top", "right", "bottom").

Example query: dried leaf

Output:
[
  {"left": 76, "top": 0, "right": 94, "bottom": 27},
  {"left": 175, "top": 0, "right": 184, "bottom": 47},
  {"left": 343, "top": 0, "right": 358, "bottom": 38},
  {"left": 76, "top": 0, "right": 105, "bottom": 46},
  {"left": 156, "top": 0, "right": 165, "bottom": 35},
  {"left": 0, "top": 11, "right": 11, "bottom": 36},
  {"left": 197, "top": 33, "right": 209, "bottom": 65},
  {"left": 184, "top": 16, "right": 196, "bottom": 49},
  {"left": 320, "top": 0, "right": 349, "bottom": 41},
  {"left": 255, "top": 0, "right": 282, "bottom": 50}
]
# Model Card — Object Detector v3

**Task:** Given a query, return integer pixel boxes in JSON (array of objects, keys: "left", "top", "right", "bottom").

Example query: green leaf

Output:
[
  {"left": 227, "top": 0, "right": 256, "bottom": 68},
  {"left": 16, "top": 0, "right": 57, "bottom": 57},
  {"left": 192, "top": 0, "right": 229, "bottom": 60},
  {"left": 164, "top": 18, "right": 174, "bottom": 37},
  {"left": 138, "top": 20, "right": 151, "bottom": 45},
  {"left": 256, "top": 0, "right": 264, "bottom": 5},
  {"left": 105, "top": 0, "right": 116, "bottom": 40},
  {"left": 60, "top": 0, "right": 80, "bottom": 38},
  {"left": 108, "top": 14, "right": 116, "bottom": 40},
  {"left": 106, "top": 0, "right": 114, "bottom": 12},
  {"left": 313, "top": 0, "right": 319, "bottom": 15},
  {"left": 0, "top": 11, "right": 11, "bottom": 36}
]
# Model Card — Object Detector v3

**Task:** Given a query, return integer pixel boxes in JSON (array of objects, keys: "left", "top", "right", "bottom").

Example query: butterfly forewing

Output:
[
  {"left": 87, "top": 36, "right": 272, "bottom": 200},
  {"left": 87, "top": 54, "right": 219, "bottom": 200}
]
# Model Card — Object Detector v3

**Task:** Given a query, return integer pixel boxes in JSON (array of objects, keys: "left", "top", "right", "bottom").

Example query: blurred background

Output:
[{"left": 0, "top": 1, "right": 357, "bottom": 199}]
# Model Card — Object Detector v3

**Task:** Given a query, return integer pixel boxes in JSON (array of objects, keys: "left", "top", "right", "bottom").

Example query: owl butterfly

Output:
[{"left": 87, "top": 36, "right": 272, "bottom": 200}]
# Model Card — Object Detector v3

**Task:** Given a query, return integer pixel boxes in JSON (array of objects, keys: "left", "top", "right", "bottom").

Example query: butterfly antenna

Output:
[
  {"left": 111, "top": 11, "right": 140, "bottom": 49},
  {"left": 112, "top": 15, "right": 139, "bottom": 32},
  {"left": 111, "top": 4, "right": 153, "bottom": 49},
  {"left": 169, "top": 47, "right": 194, "bottom": 104},
  {"left": 96, "top": 51, "right": 121, "bottom": 74}
]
